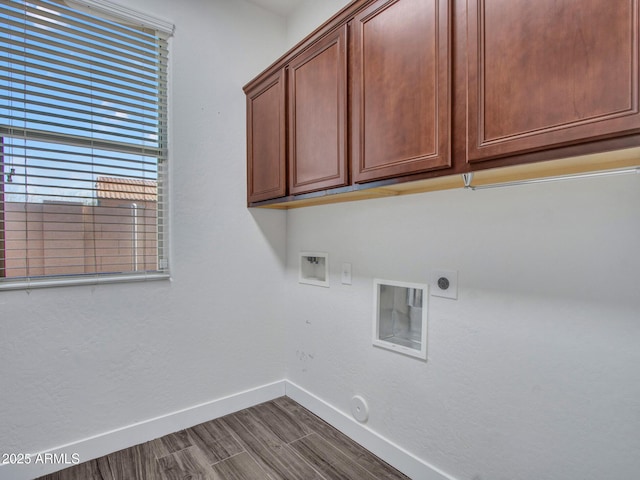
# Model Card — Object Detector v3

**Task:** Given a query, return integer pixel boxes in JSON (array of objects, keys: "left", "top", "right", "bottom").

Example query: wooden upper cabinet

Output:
[
  {"left": 245, "top": 70, "right": 286, "bottom": 203},
  {"left": 244, "top": 0, "right": 640, "bottom": 207},
  {"left": 288, "top": 26, "right": 348, "bottom": 195},
  {"left": 467, "top": 0, "right": 640, "bottom": 163},
  {"left": 352, "top": 0, "right": 451, "bottom": 184}
]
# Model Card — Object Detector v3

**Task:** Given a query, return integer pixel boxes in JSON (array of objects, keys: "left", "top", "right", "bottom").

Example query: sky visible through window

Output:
[{"left": 1, "top": 0, "right": 162, "bottom": 206}]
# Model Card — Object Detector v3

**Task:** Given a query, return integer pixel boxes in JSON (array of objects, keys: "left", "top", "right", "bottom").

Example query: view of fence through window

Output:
[{"left": 0, "top": 0, "right": 168, "bottom": 283}]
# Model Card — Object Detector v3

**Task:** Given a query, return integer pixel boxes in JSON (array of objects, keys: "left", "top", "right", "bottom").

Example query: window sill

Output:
[{"left": 0, "top": 272, "right": 171, "bottom": 291}]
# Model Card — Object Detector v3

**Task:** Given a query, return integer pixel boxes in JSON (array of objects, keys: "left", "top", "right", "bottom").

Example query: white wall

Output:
[
  {"left": 0, "top": 0, "right": 288, "bottom": 459},
  {"left": 285, "top": 0, "right": 352, "bottom": 47},
  {"left": 284, "top": 173, "right": 640, "bottom": 480}
]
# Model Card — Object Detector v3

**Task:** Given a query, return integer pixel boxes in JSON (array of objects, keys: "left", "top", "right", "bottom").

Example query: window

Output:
[{"left": 0, "top": 0, "right": 173, "bottom": 289}]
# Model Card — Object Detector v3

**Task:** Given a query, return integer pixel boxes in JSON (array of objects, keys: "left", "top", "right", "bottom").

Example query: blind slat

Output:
[
  {"left": 1, "top": 12, "right": 159, "bottom": 62},
  {"left": 3, "top": 59, "right": 162, "bottom": 96},
  {"left": 2, "top": 173, "right": 157, "bottom": 188},
  {"left": 2, "top": 116, "right": 159, "bottom": 145},
  {"left": 0, "top": 27, "right": 161, "bottom": 73},
  {"left": 0, "top": 72, "right": 163, "bottom": 109},
  {"left": 0, "top": 95, "right": 161, "bottom": 127},
  {"left": 2, "top": 158, "right": 158, "bottom": 177},
  {"left": 3, "top": 107, "right": 159, "bottom": 138},
  {"left": 1, "top": 36, "right": 162, "bottom": 82},
  {"left": 0, "top": 126, "right": 165, "bottom": 158},
  {"left": 1, "top": 87, "right": 165, "bottom": 121},
  {"left": 20, "top": 3, "right": 161, "bottom": 50},
  {"left": 47, "top": 0, "right": 172, "bottom": 38},
  {"left": 1, "top": 0, "right": 163, "bottom": 42},
  {"left": 0, "top": 146, "right": 159, "bottom": 167}
]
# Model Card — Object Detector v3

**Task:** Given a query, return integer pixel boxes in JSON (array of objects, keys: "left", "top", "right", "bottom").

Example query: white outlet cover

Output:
[
  {"left": 431, "top": 269, "right": 458, "bottom": 299},
  {"left": 350, "top": 395, "right": 369, "bottom": 423}
]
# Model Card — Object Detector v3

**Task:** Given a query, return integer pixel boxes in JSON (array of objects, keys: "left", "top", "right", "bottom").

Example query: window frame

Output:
[{"left": 0, "top": 0, "right": 173, "bottom": 290}]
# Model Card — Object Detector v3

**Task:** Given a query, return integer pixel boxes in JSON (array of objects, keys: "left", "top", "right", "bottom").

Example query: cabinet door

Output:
[
  {"left": 246, "top": 70, "right": 286, "bottom": 204},
  {"left": 352, "top": 0, "right": 451, "bottom": 184},
  {"left": 288, "top": 26, "right": 348, "bottom": 195},
  {"left": 467, "top": 0, "right": 640, "bottom": 163}
]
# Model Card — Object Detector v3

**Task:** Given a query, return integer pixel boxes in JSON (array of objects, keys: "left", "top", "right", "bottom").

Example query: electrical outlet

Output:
[{"left": 431, "top": 269, "right": 458, "bottom": 299}]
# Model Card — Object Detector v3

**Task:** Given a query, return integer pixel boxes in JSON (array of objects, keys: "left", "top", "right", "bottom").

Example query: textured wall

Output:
[
  {"left": 0, "top": 0, "right": 288, "bottom": 457},
  {"left": 285, "top": 0, "right": 352, "bottom": 47},
  {"left": 284, "top": 174, "right": 640, "bottom": 480},
  {"left": 283, "top": 4, "right": 640, "bottom": 478}
]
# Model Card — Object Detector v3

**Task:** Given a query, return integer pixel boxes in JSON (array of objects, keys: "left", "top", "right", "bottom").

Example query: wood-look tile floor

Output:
[{"left": 37, "top": 396, "right": 411, "bottom": 480}]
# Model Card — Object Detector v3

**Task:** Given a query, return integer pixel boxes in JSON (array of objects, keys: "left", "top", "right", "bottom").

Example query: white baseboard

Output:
[
  {"left": 285, "top": 381, "right": 456, "bottom": 480},
  {"left": 0, "top": 380, "right": 286, "bottom": 480},
  {"left": 2, "top": 379, "right": 455, "bottom": 480}
]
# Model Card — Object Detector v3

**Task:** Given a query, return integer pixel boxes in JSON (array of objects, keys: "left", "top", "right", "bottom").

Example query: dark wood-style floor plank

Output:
[
  {"left": 37, "top": 459, "right": 114, "bottom": 480},
  {"left": 210, "top": 452, "right": 273, "bottom": 480},
  {"left": 186, "top": 418, "right": 245, "bottom": 465},
  {"left": 289, "top": 433, "right": 379, "bottom": 480},
  {"left": 95, "top": 456, "right": 115, "bottom": 479},
  {"left": 222, "top": 410, "right": 324, "bottom": 480},
  {"left": 248, "top": 401, "right": 312, "bottom": 444},
  {"left": 274, "top": 396, "right": 411, "bottom": 480},
  {"left": 150, "top": 429, "right": 192, "bottom": 459},
  {"left": 107, "top": 442, "right": 161, "bottom": 480},
  {"left": 34, "top": 397, "right": 409, "bottom": 480},
  {"left": 156, "top": 446, "right": 217, "bottom": 480}
]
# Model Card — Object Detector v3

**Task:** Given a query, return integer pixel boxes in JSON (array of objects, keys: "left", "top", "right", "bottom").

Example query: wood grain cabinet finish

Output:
[
  {"left": 245, "top": 70, "right": 286, "bottom": 203},
  {"left": 244, "top": 0, "right": 640, "bottom": 207},
  {"left": 288, "top": 26, "right": 348, "bottom": 195},
  {"left": 466, "top": 0, "right": 640, "bottom": 163},
  {"left": 352, "top": 0, "right": 451, "bottom": 183}
]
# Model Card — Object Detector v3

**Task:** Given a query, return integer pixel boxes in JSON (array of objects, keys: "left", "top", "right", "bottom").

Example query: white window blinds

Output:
[{"left": 0, "top": 0, "right": 172, "bottom": 289}]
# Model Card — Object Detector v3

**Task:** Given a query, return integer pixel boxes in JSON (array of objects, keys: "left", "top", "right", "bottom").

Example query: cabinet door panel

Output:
[
  {"left": 246, "top": 70, "right": 286, "bottom": 203},
  {"left": 352, "top": 0, "right": 451, "bottom": 183},
  {"left": 288, "top": 27, "right": 348, "bottom": 195},
  {"left": 467, "top": 0, "right": 640, "bottom": 163}
]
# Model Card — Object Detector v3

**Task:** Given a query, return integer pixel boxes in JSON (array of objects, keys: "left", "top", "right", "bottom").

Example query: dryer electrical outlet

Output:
[{"left": 431, "top": 269, "right": 458, "bottom": 299}]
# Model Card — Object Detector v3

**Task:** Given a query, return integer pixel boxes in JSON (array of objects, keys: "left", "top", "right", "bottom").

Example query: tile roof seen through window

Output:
[{"left": 96, "top": 176, "right": 157, "bottom": 202}]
